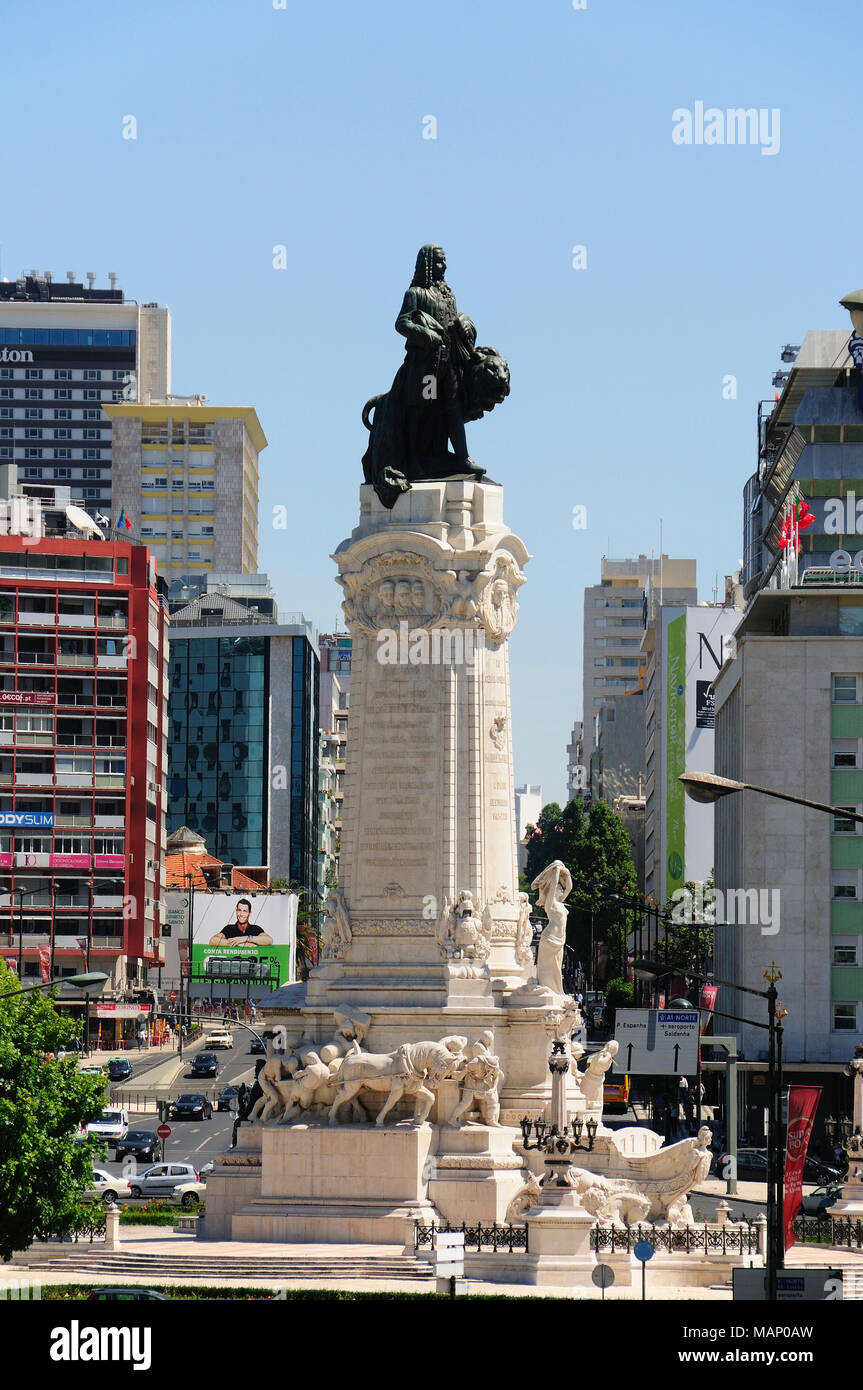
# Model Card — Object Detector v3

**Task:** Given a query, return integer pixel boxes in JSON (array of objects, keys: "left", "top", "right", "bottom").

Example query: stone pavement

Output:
[{"left": 9, "top": 1224, "right": 863, "bottom": 1300}]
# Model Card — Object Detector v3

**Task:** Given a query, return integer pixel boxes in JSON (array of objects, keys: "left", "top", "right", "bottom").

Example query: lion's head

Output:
[{"left": 464, "top": 347, "right": 511, "bottom": 421}]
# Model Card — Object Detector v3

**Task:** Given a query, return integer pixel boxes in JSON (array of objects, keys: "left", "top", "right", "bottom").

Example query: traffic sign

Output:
[
  {"left": 169, "top": 991, "right": 177, "bottom": 1002},
  {"left": 633, "top": 1240, "right": 655, "bottom": 1263},
  {"left": 614, "top": 1008, "right": 699, "bottom": 1075},
  {"left": 592, "top": 1263, "right": 615, "bottom": 1289},
  {"left": 156, "top": 1123, "right": 172, "bottom": 1139}
]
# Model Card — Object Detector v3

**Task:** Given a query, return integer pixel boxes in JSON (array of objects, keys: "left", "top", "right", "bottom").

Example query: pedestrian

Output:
[{"left": 136, "top": 1027, "right": 144, "bottom": 1052}]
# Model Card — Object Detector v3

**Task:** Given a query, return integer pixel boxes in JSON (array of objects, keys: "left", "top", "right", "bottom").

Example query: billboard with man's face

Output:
[{"left": 187, "top": 893, "right": 298, "bottom": 988}]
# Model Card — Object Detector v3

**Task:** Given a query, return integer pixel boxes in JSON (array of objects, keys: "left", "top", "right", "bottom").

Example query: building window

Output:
[
  {"left": 833, "top": 941, "right": 859, "bottom": 965},
  {"left": 24, "top": 389, "right": 42, "bottom": 400},
  {"left": 55, "top": 369, "right": 72, "bottom": 381},
  {"left": 53, "top": 429, "right": 71, "bottom": 440},
  {"left": 55, "top": 468, "right": 72, "bottom": 479},
  {"left": 83, "top": 390, "right": 101, "bottom": 400},
  {"left": 54, "top": 450, "right": 72, "bottom": 461},
  {"left": 23, "top": 448, "right": 42, "bottom": 459},
  {"left": 83, "top": 449, "right": 100, "bottom": 460},
  {"left": 834, "top": 1002, "right": 858, "bottom": 1030},
  {"left": 833, "top": 675, "right": 859, "bottom": 704},
  {"left": 54, "top": 409, "right": 71, "bottom": 420},
  {"left": 833, "top": 807, "right": 860, "bottom": 834},
  {"left": 82, "top": 409, "right": 101, "bottom": 420},
  {"left": 832, "top": 872, "right": 858, "bottom": 899},
  {"left": 24, "top": 409, "right": 42, "bottom": 420},
  {"left": 832, "top": 740, "right": 859, "bottom": 769},
  {"left": 53, "top": 389, "right": 72, "bottom": 400},
  {"left": 83, "top": 370, "right": 101, "bottom": 381}
]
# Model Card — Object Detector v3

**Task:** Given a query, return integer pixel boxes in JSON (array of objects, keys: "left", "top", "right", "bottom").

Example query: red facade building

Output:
[{"left": 0, "top": 535, "right": 168, "bottom": 1043}]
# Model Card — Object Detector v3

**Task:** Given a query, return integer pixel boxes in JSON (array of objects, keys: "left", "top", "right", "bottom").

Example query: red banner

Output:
[
  {"left": 784, "top": 1084, "right": 822, "bottom": 1251},
  {"left": 38, "top": 944, "right": 50, "bottom": 983},
  {"left": 76, "top": 937, "right": 89, "bottom": 965},
  {"left": 699, "top": 983, "right": 718, "bottom": 1035}
]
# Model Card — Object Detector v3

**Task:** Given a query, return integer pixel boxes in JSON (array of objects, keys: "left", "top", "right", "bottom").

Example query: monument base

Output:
[{"left": 428, "top": 1124, "right": 527, "bottom": 1225}]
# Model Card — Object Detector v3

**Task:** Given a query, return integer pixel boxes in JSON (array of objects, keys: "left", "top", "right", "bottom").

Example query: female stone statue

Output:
[{"left": 531, "top": 860, "right": 572, "bottom": 997}]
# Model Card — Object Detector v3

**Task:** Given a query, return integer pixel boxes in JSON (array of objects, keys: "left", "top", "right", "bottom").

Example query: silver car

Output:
[{"left": 128, "top": 1162, "right": 199, "bottom": 1198}]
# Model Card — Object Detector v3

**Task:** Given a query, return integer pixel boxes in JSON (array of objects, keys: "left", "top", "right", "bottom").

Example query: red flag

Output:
[
  {"left": 38, "top": 944, "right": 51, "bottom": 983},
  {"left": 784, "top": 1085, "right": 822, "bottom": 1250}
]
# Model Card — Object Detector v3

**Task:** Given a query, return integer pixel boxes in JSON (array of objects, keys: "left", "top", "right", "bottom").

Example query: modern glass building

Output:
[{"left": 166, "top": 575, "right": 319, "bottom": 899}]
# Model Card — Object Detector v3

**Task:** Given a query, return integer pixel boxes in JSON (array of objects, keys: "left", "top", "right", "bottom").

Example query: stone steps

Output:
[{"left": 15, "top": 1249, "right": 435, "bottom": 1282}]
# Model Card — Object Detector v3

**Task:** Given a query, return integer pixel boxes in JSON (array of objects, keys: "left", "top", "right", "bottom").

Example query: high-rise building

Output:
[
  {"left": 713, "top": 585, "right": 860, "bottom": 1119},
  {"left": 318, "top": 634, "right": 351, "bottom": 891},
  {"left": 0, "top": 525, "right": 169, "bottom": 1043},
  {"left": 0, "top": 273, "right": 169, "bottom": 515},
  {"left": 566, "top": 720, "right": 585, "bottom": 801},
  {"left": 582, "top": 556, "right": 697, "bottom": 739},
  {"left": 105, "top": 400, "right": 264, "bottom": 575},
  {"left": 165, "top": 575, "right": 319, "bottom": 898},
  {"left": 642, "top": 595, "right": 738, "bottom": 906},
  {"left": 515, "top": 783, "right": 543, "bottom": 874},
  {"left": 744, "top": 327, "right": 863, "bottom": 599}
]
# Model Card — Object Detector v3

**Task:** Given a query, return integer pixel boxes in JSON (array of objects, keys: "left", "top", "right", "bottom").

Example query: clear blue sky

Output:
[{"left": 3, "top": 0, "right": 858, "bottom": 803}]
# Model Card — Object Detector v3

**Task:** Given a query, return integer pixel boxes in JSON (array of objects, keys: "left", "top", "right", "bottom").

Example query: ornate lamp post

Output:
[{"left": 520, "top": 1006, "right": 597, "bottom": 1184}]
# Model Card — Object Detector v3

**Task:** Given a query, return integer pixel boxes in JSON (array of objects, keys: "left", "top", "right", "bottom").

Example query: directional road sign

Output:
[{"left": 613, "top": 1009, "right": 699, "bottom": 1075}]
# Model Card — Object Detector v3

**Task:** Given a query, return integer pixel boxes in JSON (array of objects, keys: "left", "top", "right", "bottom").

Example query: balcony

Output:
[
  {"left": 18, "top": 611, "right": 56, "bottom": 627},
  {"left": 97, "top": 655, "right": 127, "bottom": 670},
  {"left": 16, "top": 652, "right": 55, "bottom": 666},
  {"left": 96, "top": 616, "right": 127, "bottom": 630},
  {"left": 58, "top": 653, "right": 95, "bottom": 667}
]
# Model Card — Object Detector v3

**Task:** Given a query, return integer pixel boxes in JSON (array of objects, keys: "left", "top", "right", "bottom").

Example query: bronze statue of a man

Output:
[{"left": 362, "top": 244, "right": 510, "bottom": 508}]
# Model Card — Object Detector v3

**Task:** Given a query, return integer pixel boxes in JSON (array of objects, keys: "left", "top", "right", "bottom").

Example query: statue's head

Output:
[{"left": 413, "top": 244, "right": 446, "bottom": 289}]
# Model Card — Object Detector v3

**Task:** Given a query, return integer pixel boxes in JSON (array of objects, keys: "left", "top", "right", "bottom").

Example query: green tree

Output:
[
  {"left": 523, "top": 798, "right": 637, "bottom": 984},
  {"left": 0, "top": 959, "right": 106, "bottom": 1261},
  {"left": 661, "top": 878, "right": 715, "bottom": 974}
]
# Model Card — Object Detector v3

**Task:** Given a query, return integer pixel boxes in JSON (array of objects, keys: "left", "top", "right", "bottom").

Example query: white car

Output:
[
  {"left": 203, "top": 1029, "right": 233, "bottom": 1049},
  {"left": 86, "top": 1107, "right": 129, "bottom": 1145},
  {"left": 167, "top": 1180, "right": 207, "bottom": 1208},
  {"left": 84, "top": 1168, "right": 132, "bottom": 1204}
]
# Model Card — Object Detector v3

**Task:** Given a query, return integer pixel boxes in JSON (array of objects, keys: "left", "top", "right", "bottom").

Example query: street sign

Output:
[
  {"left": 733, "top": 1268, "right": 843, "bottom": 1301},
  {"left": 156, "top": 1123, "right": 172, "bottom": 1139},
  {"left": 432, "top": 1230, "right": 465, "bottom": 1280},
  {"left": 169, "top": 991, "right": 177, "bottom": 1001},
  {"left": 592, "top": 1263, "right": 615, "bottom": 1289},
  {"left": 614, "top": 1009, "right": 699, "bottom": 1075},
  {"left": 633, "top": 1240, "right": 655, "bottom": 1263}
]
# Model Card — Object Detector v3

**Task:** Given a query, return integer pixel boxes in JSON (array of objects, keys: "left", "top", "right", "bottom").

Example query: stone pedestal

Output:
[
  {"left": 232, "top": 1124, "right": 439, "bottom": 1245},
  {"left": 429, "top": 1125, "right": 527, "bottom": 1226},
  {"left": 520, "top": 1188, "right": 597, "bottom": 1287}
]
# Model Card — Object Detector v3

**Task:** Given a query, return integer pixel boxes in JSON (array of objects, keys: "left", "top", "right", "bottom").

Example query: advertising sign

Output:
[
  {"left": 182, "top": 892, "right": 297, "bottom": 989},
  {"left": 96, "top": 1003, "right": 151, "bottom": 1018},
  {"left": 694, "top": 679, "right": 715, "bottom": 729},
  {"left": 0, "top": 692, "right": 55, "bottom": 707},
  {"left": 784, "top": 1085, "right": 822, "bottom": 1251},
  {"left": 0, "top": 812, "right": 54, "bottom": 828}
]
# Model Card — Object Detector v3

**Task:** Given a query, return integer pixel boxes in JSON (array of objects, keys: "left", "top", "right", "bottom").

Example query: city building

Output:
[
  {"left": 589, "top": 684, "right": 645, "bottom": 807},
  {"left": 713, "top": 583, "right": 863, "bottom": 1118},
  {"left": 566, "top": 720, "right": 585, "bottom": 801},
  {"left": 583, "top": 556, "right": 700, "bottom": 731},
  {"left": 744, "top": 327, "right": 863, "bottom": 599},
  {"left": 515, "top": 783, "right": 543, "bottom": 874},
  {"left": 104, "top": 400, "right": 264, "bottom": 575},
  {"left": 165, "top": 575, "right": 319, "bottom": 898},
  {"left": 642, "top": 586, "right": 738, "bottom": 907},
  {"left": 0, "top": 272, "right": 169, "bottom": 515},
  {"left": 0, "top": 525, "right": 169, "bottom": 1044},
  {"left": 318, "top": 634, "right": 351, "bottom": 891}
]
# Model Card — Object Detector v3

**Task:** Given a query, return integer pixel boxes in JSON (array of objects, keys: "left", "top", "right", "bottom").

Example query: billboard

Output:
[{"left": 165, "top": 892, "right": 297, "bottom": 989}]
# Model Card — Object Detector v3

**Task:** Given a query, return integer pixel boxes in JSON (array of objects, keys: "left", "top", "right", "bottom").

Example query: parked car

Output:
[
  {"left": 189, "top": 1052, "right": 219, "bottom": 1079},
  {"left": 199, "top": 1160, "right": 215, "bottom": 1179},
  {"left": 718, "top": 1148, "right": 767, "bottom": 1179},
  {"left": 249, "top": 1038, "right": 266, "bottom": 1055},
  {"left": 217, "top": 1085, "right": 239, "bottom": 1112},
  {"left": 86, "top": 1107, "right": 129, "bottom": 1146},
  {"left": 801, "top": 1183, "right": 844, "bottom": 1216},
  {"left": 107, "top": 1058, "right": 133, "bottom": 1082},
  {"left": 83, "top": 1168, "right": 133, "bottom": 1205},
  {"left": 115, "top": 1129, "right": 162, "bottom": 1164},
  {"left": 128, "top": 1161, "right": 200, "bottom": 1198},
  {"left": 804, "top": 1155, "right": 843, "bottom": 1184},
  {"left": 167, "top": 1180, "right": 207, "bottom": 1207},
  {"left": 204, "top": 1029, "right": 234, "bottom": 1049},
  {"left": 78, "top": 1064, "right": 105, "bottom": 1077},
  {"left": 169, "top": 1093, "right": 213, "bottom": 1121},
  {"left": 87, "top": 1288, "right": 172, "bottom": 1301}
]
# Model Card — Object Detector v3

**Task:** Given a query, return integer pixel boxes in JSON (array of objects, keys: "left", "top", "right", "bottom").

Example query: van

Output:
[{"left": 86, "top": 1107, "right": 130, "bottom": 1147}]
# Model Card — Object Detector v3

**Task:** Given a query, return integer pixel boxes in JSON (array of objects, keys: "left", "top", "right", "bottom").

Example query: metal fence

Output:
[
  {"left": 794, "top": 1215, "right": 863, "bottom": 1248},
  {"left": 414, "top": 1221, "right": 528, "bottom": 1254},
  {"left": 36, "top": 1212, "right": 107, "bottom": 1244},
  {"left": 592, "top": 1223, "right": 761, "bottom": 1255}
]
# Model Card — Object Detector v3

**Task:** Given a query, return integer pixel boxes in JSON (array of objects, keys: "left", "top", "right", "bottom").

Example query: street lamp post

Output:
[
  {"left": 680, "top": 771, "right": 863, "bottom": 823},
  {"left": 178, "top": 873, "right": 195, "bottom": 1062}
]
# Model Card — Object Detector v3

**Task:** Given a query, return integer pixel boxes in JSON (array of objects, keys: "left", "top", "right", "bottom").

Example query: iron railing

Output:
[
  {"left": 35, "top": 1211, "right": 107, "bottom": 1243},
  {"left": 592, "top": 1222, "right": 761, "bottom": 1255},
  {"left": 414, "top": 1221, "right": 528, "bottom": 1253},
  {"left": 794, "top": 1215, "right": 863, "bottom": 1248}
]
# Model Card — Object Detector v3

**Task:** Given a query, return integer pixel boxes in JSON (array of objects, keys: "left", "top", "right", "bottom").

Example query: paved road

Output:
[{"left": 96, "top": 1040, "right": 259, "bottom": 1183}]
